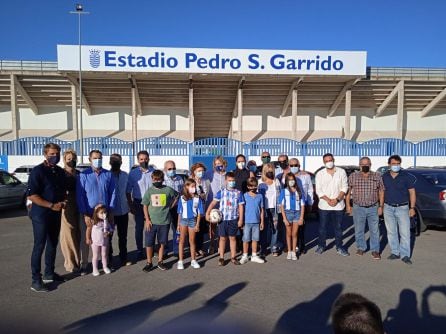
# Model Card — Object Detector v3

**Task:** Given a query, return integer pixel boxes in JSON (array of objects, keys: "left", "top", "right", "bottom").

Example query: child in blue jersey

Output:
[
  {"left": 206, "top": 172, "right": 245, "bottom": 266},
  {"left": 279, "top": 173, "right": 305, "bottom": 261},
  {"left": 177, "top": 178, "right": 204, "bottom": 270},
  {"left": 240, "top": 177, "right": 265, "bottom": 264}
]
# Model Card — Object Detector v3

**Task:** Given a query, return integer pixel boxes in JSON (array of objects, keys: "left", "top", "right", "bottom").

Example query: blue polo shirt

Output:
[
  {"left": 27, "top": 162, "right": 67, "bottom": 218},
  {"left": 382, "top": 171, "right": 416, "bottom": 205}
]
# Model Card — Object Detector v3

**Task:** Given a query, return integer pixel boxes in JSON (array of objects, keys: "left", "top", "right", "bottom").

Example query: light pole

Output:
[{"left": 70, "top": 4, "right": 89, "bottom": 162}]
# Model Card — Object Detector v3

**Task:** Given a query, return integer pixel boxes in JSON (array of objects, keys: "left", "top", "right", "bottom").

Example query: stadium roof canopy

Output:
[{"left": 1, "top": 60, "right": 446, "bottom": 139}]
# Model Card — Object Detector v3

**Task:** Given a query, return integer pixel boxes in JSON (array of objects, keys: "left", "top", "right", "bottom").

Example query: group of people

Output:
[{"left": 27, "top": 143, "right": 416, "bottom": 293}]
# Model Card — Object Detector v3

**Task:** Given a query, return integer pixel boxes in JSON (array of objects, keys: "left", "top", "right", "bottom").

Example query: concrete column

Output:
[
  {"left": 131, "top": 87, "right": 138, "bottom": 149},
  {"left": 291, "top": 89, "right": 298, "bottom": 140},
  {"left": 10, "top": 74, "right": 19, "bottom": 141},
  {"left": 397, "top": 82, "right": 405, "bottom": 139},
  {"left": 344, "top": 89, "right": 352, "bottom": 139},
  {"left": 237, "top": 88, "right": 243, "bottom": 142},
  {"left": 71, "top": 84, "right": 79, "bottom": 140},
  {"left": 189, "top": 88, "right": 194, "bottom": 142}
]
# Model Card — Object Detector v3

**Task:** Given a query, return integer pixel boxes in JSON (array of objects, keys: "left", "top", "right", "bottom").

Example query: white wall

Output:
[
  {"left": 7, "top": 155, "right": 190, "bottom": 174},
  {"left": 6, "top": 154, "right": 446, "bottom": 175}
]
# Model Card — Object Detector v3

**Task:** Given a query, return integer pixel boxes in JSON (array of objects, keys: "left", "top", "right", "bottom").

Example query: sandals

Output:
[{"left": 231, "top": 257, "right": 241, "bottom": 265}]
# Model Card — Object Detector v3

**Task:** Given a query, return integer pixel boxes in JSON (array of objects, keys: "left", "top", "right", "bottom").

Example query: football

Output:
[{"left": 209, "top": 209, "right": 223, "bottom": 224}]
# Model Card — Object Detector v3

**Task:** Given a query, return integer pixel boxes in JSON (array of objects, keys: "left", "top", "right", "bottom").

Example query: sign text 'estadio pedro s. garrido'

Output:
[{"left": 57, "top": 45, "right": 367, "bottom": 76}]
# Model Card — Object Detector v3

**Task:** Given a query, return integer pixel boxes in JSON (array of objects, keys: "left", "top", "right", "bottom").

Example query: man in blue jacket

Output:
[{"left": 76, "top": 149, "right": 116, "bottom": 273}]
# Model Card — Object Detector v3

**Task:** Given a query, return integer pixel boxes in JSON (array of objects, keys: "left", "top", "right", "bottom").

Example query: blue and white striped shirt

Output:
[
  {"left": 279, "top": 188, "right": 305, "bottom": 211},
  {"left": 214, "top": 188, "right": 245, "bottom": 221},
  {"left": 177, "top": 196, "right": 204, "bottom": 219}
]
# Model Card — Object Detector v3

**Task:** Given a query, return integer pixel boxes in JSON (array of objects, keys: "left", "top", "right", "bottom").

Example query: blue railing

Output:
[{"left": 0, "top": 137, "right": 445, "bottom": 159}]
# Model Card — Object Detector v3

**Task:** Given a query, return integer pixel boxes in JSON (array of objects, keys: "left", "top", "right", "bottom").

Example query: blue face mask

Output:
[
  {"left": 228, "top": 181, "right": 236, "bottom": 189},
  {"left": 47, "top": 155, "right": 60, "bottom": 166},
  {"left": 390, "top": 165, "right": 401, "bottom": 173},
  {"left": 92, "top": 158, "right": 102, "bottom": 169},
  {"left": 249, "top": 165, "right": 257, "bottom": 173},
  {"left": 215, "top": 165, "right": 224, "bottom": 172},
  {"left": 167, "top": 169, "right": 176, "bottom": 177},
  {"left": 290, "top": 166, "right": 299, "bottom": 174},
  {"left": 196, "top": 171, "right": 204, "bottom": 179}
]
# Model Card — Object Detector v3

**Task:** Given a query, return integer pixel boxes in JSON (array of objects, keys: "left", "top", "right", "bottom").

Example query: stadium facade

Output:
[{"left": 0, "top": 45, "right": 445, "bottom": 144}]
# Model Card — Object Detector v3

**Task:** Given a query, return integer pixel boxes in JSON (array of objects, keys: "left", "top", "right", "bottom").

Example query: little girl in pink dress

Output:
[{"left": 90, "top": 204, "right": 114, "bottom": 276}]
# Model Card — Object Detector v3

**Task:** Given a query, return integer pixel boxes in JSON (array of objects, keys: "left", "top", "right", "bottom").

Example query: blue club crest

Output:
[{"left": 89, "top": 49, "right": 101, "bottom": 68}]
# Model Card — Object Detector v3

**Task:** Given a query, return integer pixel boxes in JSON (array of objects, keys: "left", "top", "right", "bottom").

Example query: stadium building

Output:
[{"left": 0, "top": 45, "right": 445, "bottom": 171}]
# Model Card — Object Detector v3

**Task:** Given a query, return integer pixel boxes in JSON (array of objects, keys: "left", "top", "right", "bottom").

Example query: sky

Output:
[{"left": 0, "top": 0, "right": 445, "bottom": 67}]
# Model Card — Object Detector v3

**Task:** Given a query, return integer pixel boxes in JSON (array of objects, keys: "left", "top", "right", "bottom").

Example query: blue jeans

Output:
[
  {"left": 134, "top": 200, "right": 144, "bottom": 253},
  {"left": 318, "top": 209, "right": 344, "bottom": 249},
  {"left": 260, "top": 208, "right": 279, "bottom": 254},
  {"left": 352, "top": 204, "right": 380, "bottom": 252},
  {"left": 383, "top": 204, "right": 411, "bottom": 258},
  {"left": 31, "top": 212, "right": 61, "bottom": 283}
]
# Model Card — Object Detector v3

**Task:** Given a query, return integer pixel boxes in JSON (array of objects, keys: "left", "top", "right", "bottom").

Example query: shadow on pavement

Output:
[
  {"left": 274, "top": 283, "right": 344, "bottom": 334},
  {"left": 63, "top": 283, "right": 203, "bottom": 334},
  {"left": 384, "top": 286, "right": 446, "bottom": 334},
  {"left": 155, "top": 282, "right": 249, "bottom": 332}
]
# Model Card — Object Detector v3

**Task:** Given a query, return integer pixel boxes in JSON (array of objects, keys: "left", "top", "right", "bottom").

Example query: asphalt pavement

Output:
[{"left": 0, "top": 208, "right": 445, "bottom": 334}]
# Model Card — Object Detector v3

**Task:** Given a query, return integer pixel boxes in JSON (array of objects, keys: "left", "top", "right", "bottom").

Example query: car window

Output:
[
  {"left": 421, "top": 173, "right": 446, "bottom": 186},
  {"left": 1, "top": 173, "right": 19, "bottom": 185},
  {"left": 14, "top": 167, "right": 30, "bottom": 173}
]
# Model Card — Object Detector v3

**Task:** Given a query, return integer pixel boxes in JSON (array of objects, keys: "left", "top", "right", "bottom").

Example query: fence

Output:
[{"left": 0, "top": 136, "right": 444, "bottom": 158}]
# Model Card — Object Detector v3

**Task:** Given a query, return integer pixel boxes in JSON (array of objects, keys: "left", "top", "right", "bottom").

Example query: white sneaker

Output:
[
  {"left": 251, "top": 255, "right": 265, "bottom": 264},
  {"left": 103, "top": 267, "right": 111, "bottom": 274},
  {"left": 287, "top": 252, "right": 292, "bottom": 260},
  {"left": 291, "top": 252, "right": 298, "bottom": 261},
  {"left": 240, "top": 255, "right": 249, "bottom": 264},
  {"left": 92, "top": 270, "right": 100, "bottom": 277},
  {"left": 191, "top": 260, "right": 201, "bottom": 269},
  {"left": 177, "top": 261, "right": 184, "bottom": 270}
]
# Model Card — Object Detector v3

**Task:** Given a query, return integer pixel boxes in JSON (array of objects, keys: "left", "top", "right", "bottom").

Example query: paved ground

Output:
[{"left": 0, "top": 208, "right": 445, "bottom": 334}]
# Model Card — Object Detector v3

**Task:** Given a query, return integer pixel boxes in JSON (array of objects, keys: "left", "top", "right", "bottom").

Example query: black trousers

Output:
[
  {"left": 195, "top": 217, "right": 209, "bottom": 251},
  {"left": 109, "top": 213, "right": 129, "bottom": 264},
  {"left": 298, "top": 223, "right": 306, "bottom": 251}
]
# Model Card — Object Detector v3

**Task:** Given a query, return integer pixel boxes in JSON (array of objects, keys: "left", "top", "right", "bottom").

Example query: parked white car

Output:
[{"left": 12, "top": 165, "right": 36, "bottom": 184}]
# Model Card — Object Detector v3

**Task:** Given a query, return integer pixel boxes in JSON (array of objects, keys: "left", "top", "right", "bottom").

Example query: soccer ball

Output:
[{"left": 209, "top": 209, "right": 223, "bottom": 224}]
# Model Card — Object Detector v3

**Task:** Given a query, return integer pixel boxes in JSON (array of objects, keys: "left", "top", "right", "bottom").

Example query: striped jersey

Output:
[
  {"left": 214, "top": 188, "right": 245, "bottom": 221},
  {"left": 177, "top": 196, "right": 204, "bottom": 219},
  {"left": 279, "top": 188, "right": 305, "bottom": 211}
]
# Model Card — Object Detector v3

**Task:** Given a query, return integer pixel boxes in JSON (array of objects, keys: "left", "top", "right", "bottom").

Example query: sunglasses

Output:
[
  {"left": 167, "top": 168, "right": 176, "bottom": 171},
  {"left": 290, "top": 164, "right": 300, "bottom": 167},
  {"left": 261, "top": 156, "right": 270, "bottom": 158}
]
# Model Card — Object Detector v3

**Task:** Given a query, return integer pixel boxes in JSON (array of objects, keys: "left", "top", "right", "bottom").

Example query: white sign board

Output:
[{"left": 57, "top": 45, "right": 367, "bottom": 76}]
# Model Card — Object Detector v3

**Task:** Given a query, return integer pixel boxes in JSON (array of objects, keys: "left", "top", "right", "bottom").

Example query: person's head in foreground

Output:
[{"left": 331, "top": 293, "right": 384, "bottom": 334}]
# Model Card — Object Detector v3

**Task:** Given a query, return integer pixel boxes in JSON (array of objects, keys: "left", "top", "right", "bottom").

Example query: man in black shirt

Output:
[{"left": 28, "top": 143, "right": 67, "bottom": 292}]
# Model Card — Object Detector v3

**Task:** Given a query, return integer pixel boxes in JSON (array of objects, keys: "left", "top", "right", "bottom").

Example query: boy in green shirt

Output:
[{"left": 142, "top": 170, "right": 177, "bottom": 272}]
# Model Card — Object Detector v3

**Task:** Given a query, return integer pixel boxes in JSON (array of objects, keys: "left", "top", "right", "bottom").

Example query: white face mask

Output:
[
  {"left": 288, "top": 180, "right": 295, "bottom": 187},
  {"left": 98, "top": 212, "right": 107, "bottom": 220},
  {"left": 196, "top": 171, "right": 204, "bottom": 179},
  {"left": 188, "top": 187, "right": 196, "bottom": 194},
  {"left": 237, "top": 162, "right": 245, "bottom": 169},
  {"left": 325, "top": 161, "right": 334, "bottom": 169}
]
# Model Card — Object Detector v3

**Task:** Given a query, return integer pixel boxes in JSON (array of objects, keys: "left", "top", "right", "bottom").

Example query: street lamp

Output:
[{"left": 70, "top": 4, "right": 89, "bottom": 162}]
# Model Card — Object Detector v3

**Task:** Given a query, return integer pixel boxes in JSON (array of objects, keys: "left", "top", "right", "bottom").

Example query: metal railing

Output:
[
  {"left": 1, "top": 136, "right": 445, "bottom": 158},
  {"left": 0, "top": 60, "right": 58, "bottom": 73},
  {"left": 367, "top": 67, "right": 446, "bottom": 80}
]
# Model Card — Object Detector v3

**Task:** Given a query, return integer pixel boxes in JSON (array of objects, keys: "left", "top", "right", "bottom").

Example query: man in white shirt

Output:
[{"left": 315, "top": 153, "right": 350, "bottom": 256}]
